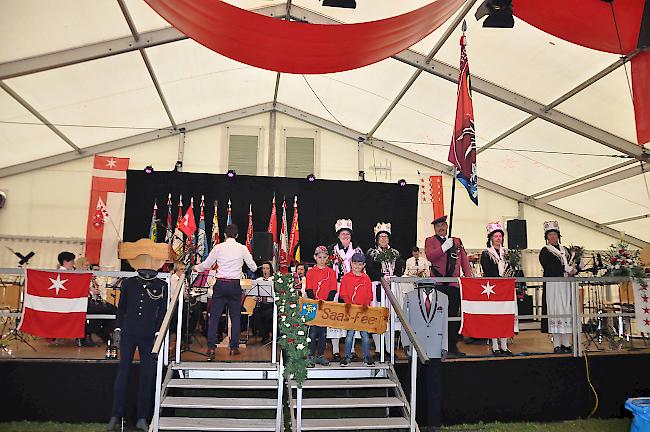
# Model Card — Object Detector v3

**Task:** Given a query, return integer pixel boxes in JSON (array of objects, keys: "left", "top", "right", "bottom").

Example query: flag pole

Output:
[{"left": 448, "top": 168, "right": 457, "bottom": 237}]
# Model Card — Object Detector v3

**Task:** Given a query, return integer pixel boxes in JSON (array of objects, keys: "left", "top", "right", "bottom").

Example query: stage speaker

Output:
[
  {"left": 252, "top": 232, "right": 273, "bottom": 262},
  {"left": 507, "top": 219, "right": 527, "bottom": 250}
]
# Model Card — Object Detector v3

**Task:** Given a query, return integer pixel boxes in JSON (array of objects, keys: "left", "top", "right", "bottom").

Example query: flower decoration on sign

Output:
[{"left": 274, "top": 273, "right": 309, "bottom": 387}]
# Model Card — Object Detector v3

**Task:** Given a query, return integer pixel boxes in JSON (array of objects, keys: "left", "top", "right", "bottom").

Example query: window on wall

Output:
[
  {"left": 228, "top": 134, "right": 258, "bottom": 176},
  {"left": 285, "top": 136, "right": 315, "bottom": 178}
]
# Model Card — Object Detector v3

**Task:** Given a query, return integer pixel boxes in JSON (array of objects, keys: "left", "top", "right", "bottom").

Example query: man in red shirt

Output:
[
  {"left": 339, "top": 252, "right": 374, "bottom": 367},
  {"left": 305, "top": 246, "right": 337, "bottom": 367}
]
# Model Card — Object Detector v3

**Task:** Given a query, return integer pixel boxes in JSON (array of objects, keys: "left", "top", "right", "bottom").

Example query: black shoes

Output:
[
  {"left": 207, "top": 348, "right": 216, "bottom": 361},
  {"left": 107, "top": 417, "right": 119, "bottom": 431},
  {"left": 135, "top": 418, "right": 149, "bottom": 431}
]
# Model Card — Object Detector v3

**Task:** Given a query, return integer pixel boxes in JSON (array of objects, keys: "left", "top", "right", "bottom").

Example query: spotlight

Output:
[
  {"left": 398, "top": 179, "right": 407, "bottom": 187},
  {"left": 306, "top": 174, "right": 316, "bottom": 182},
  {"left": 144, "top": 165, "right": 154, "bottom": 174},
  {"left": 323, "top": 0, "right": 356, "bottom": 8},
  {"left": 475, "top": 0, "right": 514, "bottom": 28},
  {"left": 173, "top": 160, "right": 183, "bottom": 172},
  {"left": 227, "top": 169, "right": 236, "bottom": 179}
]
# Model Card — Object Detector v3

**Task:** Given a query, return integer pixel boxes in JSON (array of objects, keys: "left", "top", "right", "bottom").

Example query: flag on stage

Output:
[
  {"left": 164, "top": 193, "right": 173, "bottom": 245},
  {"left": 288, "top": 196, "right": 300, "bottom": 266},
  {"left": 84, "top": 155, "right": 129, "bottom": 269},
  {"left": 279, "top": 198, "right": 289, "bottom": 273},
  {"left": 227, "top": 199, "right": 233, "bottom": 226},
  {"left": 267, "top": 194, "right": 279, "bottom": 269},
  {"left": 211, "top": 201, "right": 221, "bottom": 248},
  {"left": 197, "top": 195, "right": 209, "bottom": 261},
  {"left": 459, "top": 278, "right": 516, "bottom": 338},
  {"left": 172, "top": 195, "right": 185, "bottom": 260},
  {"left": 149, "top": 201, "right": 158, "bottom": 242},
  {"left": 18, "top": 269, "right": 92, "bottom": 338},
  {"left": 181, "top": 197, "right": 198, "bottom": 266},
  {"left": 246, "top": 204, "right": 254, "bottom": 254},
  {"left": 447, "top": 33, "right": 478, "bottom": 205}
]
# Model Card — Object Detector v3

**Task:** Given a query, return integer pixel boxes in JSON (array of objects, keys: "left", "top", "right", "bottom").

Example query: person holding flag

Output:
[{"left": 425, "top": 215, "right": 473, "bottom": 357}]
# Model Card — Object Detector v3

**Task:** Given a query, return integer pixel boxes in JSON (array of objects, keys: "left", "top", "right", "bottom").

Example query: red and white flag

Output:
[
  {"left": 267, "top": 195, "right": 278, "bottom": 270},
  {"left": 85, "top": 155, "right": 129, "bottom": 270},
  {"left": 245, "top": 204, "right": 254, "bottom": 254},
  {"left": 459, "top": 278, "right": 516, "bottom": 338},
  {"left": 18, "top": 269, "right": 92, "bottom": 338},
  {"left": 180, "top": 197, "right": 197, "bottom": 237},
  {"left": 279, "top": 198, "right": 289, "bottom": 273}
]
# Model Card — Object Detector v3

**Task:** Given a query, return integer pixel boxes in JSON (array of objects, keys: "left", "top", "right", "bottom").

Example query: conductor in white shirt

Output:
[
  {"left": 405, "top": 246, "right": 431, "bottom": 277},
  {"left": 195, "top": 224, "right": 257, "bottom": 359}
]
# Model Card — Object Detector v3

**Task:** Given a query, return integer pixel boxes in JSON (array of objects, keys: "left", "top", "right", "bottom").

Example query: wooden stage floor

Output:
[{"left": 2, "top": 328, "right": 649, "bottom": 363}]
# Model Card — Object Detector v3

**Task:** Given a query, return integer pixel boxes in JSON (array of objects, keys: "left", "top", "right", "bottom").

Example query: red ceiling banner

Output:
[
  {"left": 144, "top": 0, "right": 465, "bottom": 74},
  {"left": 512, "top": 0, "right": 649, "bottom": 145}
]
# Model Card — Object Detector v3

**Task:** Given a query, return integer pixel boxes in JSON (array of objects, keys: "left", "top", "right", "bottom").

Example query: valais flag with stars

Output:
[
  {"left": 18, "top": 269, "right": 93, "bottom": 338},
  {"left": 459, "top": 278, "right": 516, "bottom": 338}
]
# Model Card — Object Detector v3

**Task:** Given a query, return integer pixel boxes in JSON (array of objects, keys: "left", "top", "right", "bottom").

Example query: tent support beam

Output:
[
  {"left": 536, "top": 163, "right": 647, "bottom": 203},
  {"left": 0, "top": 102, "right": 275, "bottom": 179},
  {"left": 529, "top": 160, "right": 637, "bottom": 199},
  {"left": 604, "top": 214, "right": 650, "bottom": 226},
  {"left": 477, "top": 51, "right": 642, "bottom": 155},
  {"left": 117, "top": 0, "right": 177, "bottom": 129},
  {"left": 0, "top": 81, "right": 82, "bottom": 154},
  {"left": 366, "top": 0, "right": 478, "bottom": 138},
  {"left": 273, "top": 102, "right": 646, "bottom": 247}
]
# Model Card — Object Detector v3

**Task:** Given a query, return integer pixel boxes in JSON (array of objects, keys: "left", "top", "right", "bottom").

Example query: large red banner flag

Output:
[
  {"left": 267, "top": 194, "right": 278, "bottom": 269},
  {"left": 447, "top": 34, "right": 477, "bottom": 205},
  {"left": 459, "top": 278, "right": 516, "bottom": 339},
  {"left": 85, "top": 155, "right": 129, "bottom": 269},
  {"left": 18, "top": 269, "right": 93, "bottom": 338},
  {"left": 279, "top": 198, "right": 289, "bottom": 273}
]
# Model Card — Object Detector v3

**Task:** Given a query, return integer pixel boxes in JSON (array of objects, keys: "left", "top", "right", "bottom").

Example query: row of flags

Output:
[{"left": 148, "top": 194, "right": 300, "bottom": 271}]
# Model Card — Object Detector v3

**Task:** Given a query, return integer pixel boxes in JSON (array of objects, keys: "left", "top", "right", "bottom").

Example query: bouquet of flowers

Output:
[
  {"left": 604, "top": 241, "right": 645, "bottom": 280},
  {"left": 376, "top": 248, "right": 399, "bottom": 264},
  {"left": 328, "top": 252, "right": 345, "bottom": 278}
]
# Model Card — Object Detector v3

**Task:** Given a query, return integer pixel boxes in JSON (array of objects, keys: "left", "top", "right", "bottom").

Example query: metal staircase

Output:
[
  {"left": 156, "top": 361, "right": 283, "bottom": 432},
  {"left": 291, "top": 362, "right": 415, "bottom": 432}
]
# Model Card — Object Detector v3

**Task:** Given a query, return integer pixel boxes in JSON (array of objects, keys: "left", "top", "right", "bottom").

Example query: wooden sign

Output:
[
  {"left": 299, "top": 298, "right": 389, "bottom": 333},
  {"left": 118, "top": 238, "right": 174, "bottom": 270}
]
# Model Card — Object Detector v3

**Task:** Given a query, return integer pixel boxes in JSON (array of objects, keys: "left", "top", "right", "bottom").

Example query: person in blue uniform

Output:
[{"left": 107, "top": 268, "right": 168, "bottom": 432}]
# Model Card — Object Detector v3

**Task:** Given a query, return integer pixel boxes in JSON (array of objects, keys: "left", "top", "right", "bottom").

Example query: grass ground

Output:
[{"left": 0, "top": 418, "right": 632, "bottom": 432}]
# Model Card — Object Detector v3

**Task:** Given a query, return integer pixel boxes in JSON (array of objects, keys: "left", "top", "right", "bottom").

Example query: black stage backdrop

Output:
[{"left": 123, "top": 171, "right": 418, "bottom": 267}]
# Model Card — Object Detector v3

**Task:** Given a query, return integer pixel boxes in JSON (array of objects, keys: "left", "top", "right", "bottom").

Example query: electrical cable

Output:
[
  {"left": 583, "top": 350, "right": 600, "bottom": 418},
  {"left": 0, "top": 119, "right": 175, "bottom": 131},
  {"left": 609, "top": 2, "right": 635, "bottom": 103}
]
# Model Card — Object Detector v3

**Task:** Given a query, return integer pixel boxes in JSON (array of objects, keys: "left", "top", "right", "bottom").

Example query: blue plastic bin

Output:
[{"left": 625, "top": 398, "right": 650, "bottom": 432}]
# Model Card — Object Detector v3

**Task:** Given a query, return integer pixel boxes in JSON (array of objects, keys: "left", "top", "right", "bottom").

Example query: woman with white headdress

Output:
[
  {"left": 480, "top": 221, "right": 515, "bottom": 356},
  {"left": 327, "top": 219, "right": 363, "bottom": 361},
  {"left": 538, "top": 221, "right": 577, "bottom": 354},
  {"left": 366, "top": 222, "right": 404, "bottom": 355}
]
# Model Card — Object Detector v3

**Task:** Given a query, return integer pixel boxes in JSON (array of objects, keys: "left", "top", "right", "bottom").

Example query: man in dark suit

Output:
[
  {"left": 108, "top": 269, "right": 168, "bottom": 432},
  {"left": 424, "top": 215, "right": 473, "bottom": 356}
]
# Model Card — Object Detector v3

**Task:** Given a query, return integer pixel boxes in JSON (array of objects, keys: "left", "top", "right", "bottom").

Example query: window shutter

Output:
[
  {"left": 228, "top": 135, "right": 258, "bottom": 176},
  {"left": 285, "top": 137, "right": 315, "bottom": 178}
]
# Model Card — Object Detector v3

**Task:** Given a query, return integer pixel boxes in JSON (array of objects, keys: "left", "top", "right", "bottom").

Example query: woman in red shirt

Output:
[{"left": 339, "top": 252, "right": 374, "bottom": 367}]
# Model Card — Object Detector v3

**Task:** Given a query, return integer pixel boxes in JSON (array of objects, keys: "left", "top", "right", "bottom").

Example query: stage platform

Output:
[{"left": 1, "top": 330, "right": 648, "bottom": 426}]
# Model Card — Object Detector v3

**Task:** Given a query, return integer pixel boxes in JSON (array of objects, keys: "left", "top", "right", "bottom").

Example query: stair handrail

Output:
[
  {"left": 152, "top": 275, "right": 184, "bottom": 356},
  {"left": 380, "top": 277, "right": 429, "bottom": 364}
]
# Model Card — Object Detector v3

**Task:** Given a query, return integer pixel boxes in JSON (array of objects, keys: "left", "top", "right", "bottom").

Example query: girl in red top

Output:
[
  {"left": 305, "top": 246, "right": 337, "bottom": 367},
  {"left": 339, "top": 252, "right": 374, "bottom": 367}
]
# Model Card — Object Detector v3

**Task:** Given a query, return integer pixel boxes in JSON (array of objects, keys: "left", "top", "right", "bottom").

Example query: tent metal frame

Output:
[{"left": 0, "top": 1, "right": 648, "bottom": 242}]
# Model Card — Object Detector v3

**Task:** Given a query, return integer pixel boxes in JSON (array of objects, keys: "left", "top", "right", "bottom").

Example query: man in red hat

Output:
[{"left": 425, "top": 215, "right": 473, "bottom": 356}]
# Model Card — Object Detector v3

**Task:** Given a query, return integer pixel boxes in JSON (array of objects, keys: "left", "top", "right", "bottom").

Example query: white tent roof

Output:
[{"left": 1, "top": 0, "right": 648, "bottom": 243}]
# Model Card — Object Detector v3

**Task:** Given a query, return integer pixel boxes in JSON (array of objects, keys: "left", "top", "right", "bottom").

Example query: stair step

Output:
[
  {"left": 161, "top": 396, "right": 277, "bottom": 409},
  {"left": 173, "top": 362, "right": 277, "bottom": 371},
  {"left": 293, "top": 397, "right": 404, "bottom": 409},
  {"left": 309, "top": 362, "right": 389, "bottom": 370},
  {"left": 159, "top": 416, "right": 276, "bottom": 431},
  {"left": 295, "top": 378, "right": 397, "bottom": 389},
  {"left": 168, "top": 378, "right": 278, "bottom": 389},
  {"left": 300, "top": 417, "right": 410, "bottom": 431}
]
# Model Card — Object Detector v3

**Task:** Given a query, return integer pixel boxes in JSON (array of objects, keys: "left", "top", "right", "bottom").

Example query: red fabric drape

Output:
[
  {"left": 512, "top": 0, "right": 649, "bottom": 144},
  {"left": 144, "top": 0, "right": 464, "bottom": 74}
]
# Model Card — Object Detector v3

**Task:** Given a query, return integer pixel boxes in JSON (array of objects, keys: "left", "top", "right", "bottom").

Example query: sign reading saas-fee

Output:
[{"left": 299, "top": 298, "right": 389, "bottom": 333}]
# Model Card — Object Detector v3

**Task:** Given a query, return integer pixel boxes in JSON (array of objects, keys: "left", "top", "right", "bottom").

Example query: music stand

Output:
[
  {"left": 1, "top": 271, "right": 37, "bottom": 351},
  {"left": 247, "top": 280, "right": 274, "bottom": 346},
  {"left": 181, "top": 270, "right": 210, "bottom": 357}
]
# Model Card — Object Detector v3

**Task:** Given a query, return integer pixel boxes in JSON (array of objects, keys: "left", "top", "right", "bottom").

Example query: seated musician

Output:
[
  {"left": 76, "top": 257, "right": 115, "bottom": 347},
  {"left": 253, "top": 261, "right": 275, "bottom": 344}
]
